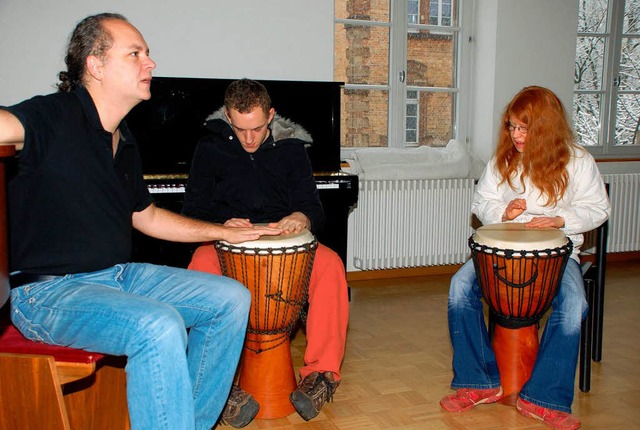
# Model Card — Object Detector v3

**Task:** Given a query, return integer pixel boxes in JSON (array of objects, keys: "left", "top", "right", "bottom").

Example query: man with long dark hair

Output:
[{"left": 0, "top": 13, "right": 279, "bottom": 430}]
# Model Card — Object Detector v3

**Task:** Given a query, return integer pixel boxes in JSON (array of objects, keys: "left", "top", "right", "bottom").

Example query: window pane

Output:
[
  {"left": 442, "top": 0, "right": 452, "bottom": 26},
  {"left": 341, "top": 88, "right": 389, "bottom": 147},
  {"left": 335, "top": 0, "right": 390, "bottom": 21},
  {"left": 406, "top": 129, "right": 418, "bottom": 144},
  {"left": 334, "top": 23, "right": 390, "bottom": 86},
  {"left": 406, "top": 104, "right": 418, "bottom": 116},
  {"left": 573, "top": 93, "right": 602, "bottom": 146},
  {"left": 427, "top": 0, "right": 455, "bottom": 27},
  {"left": 614, "top": 94, "right": 640, "bottom": 145},
  {"left": 575, "top": 37, "right": 606, "bottom": 91},
  {"left": 416, "top": 91, "right": 454, "bottom": 147},
  {"left": 623, "top": 0, "right": 640, "bottom": 34},
  {"left": 429, "top": 2, "right": 439, "bottom": 25},
  {"left": 619, "top": 36, "right": 640, "bottom": 91},
  {"left": 408, "top": 1, "right": 419, "bottom": 16},
  {"left": 407, "top": 28, "right": 456, "bottom": 87},
  {"left": 578, "top": 0, "right": 608, "bottom": 33}
]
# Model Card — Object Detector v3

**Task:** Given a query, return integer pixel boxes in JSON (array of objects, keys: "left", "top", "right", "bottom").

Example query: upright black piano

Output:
[{"left": 125, "top": 77, "right": 358, "bottom": 269}]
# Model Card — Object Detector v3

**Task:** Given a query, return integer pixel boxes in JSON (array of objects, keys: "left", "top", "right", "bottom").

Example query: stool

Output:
[{"left": 0, "top": 316, "right": 130, "bottom": 430}]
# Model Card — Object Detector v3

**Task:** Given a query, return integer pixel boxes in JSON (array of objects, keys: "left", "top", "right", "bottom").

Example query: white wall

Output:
[
  {"left": 468, "top": 0, "right": 499, "bottom": 164},
  {"left": 470, "top": 0, "right": 578, "bottom": 163},
  {"left": 0, "top": 0, "right": 334, "bottom": 105},
  {"left": 1, "top": 0, "right": 637, "bottom": 174},
  {"left": 2, "top": 1, "right": 638, "bottom": 273}
]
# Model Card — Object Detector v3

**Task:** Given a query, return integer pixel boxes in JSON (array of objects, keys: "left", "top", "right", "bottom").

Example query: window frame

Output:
[
  {"left": 336, "top": 0, "right": 474, "bottom": 159},
  {"left": 408, "top": 0, "right": 420, "bottom": 26},
  {"left": 574, "top": 0, "right": 640, "bottom": 158},
  {"left": 405, "top": 90, "right": 420, "bottom": 146},
  {"left": 429, "top": 0, "right": 453, "bottom": 26}
]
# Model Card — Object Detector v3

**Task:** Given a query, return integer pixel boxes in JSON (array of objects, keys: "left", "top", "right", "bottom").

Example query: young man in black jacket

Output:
[{"left": 183, "top": 79, "right": 349, "bottom": 426}]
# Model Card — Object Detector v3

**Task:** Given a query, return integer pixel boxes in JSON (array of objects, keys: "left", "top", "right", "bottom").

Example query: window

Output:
[
  {"left": 430, "top": 0, "right": 452, "bottom": 26},
  {"left": 406, "top": 90, "right": 419, "bottom": 145},
  {"left": 574, "top": 0, "right": 640, "bottom": 157},
  {"left": 408, "top": 0, "right": 420, "bottom": 25},
  {"left": 334, "top": 0, "right": 472, "bottom": 152}
]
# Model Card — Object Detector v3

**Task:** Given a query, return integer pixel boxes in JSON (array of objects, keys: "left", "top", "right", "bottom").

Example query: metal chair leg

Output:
[
  {"left": 579, "top": 278, "right": 595, "bottom": 392},
  {"left": 592, "top": 220, "right": 608, "bottom": 362}
]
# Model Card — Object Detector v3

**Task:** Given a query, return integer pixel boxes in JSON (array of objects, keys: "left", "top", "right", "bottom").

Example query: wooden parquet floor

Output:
[{"left": 240, "top": 261, "right": 640, "bottom": 429}]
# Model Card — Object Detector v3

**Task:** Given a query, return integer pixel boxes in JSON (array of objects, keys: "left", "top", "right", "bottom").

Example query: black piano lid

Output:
[{"left": 125, "top": 77, "right": 345, "bottom": 175}]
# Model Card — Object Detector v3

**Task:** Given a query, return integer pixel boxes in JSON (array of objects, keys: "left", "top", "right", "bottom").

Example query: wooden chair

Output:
[
  {"left": 0, "top": 314, "right": 130, "bottom": 430},
  {"left": 0, "top": 146, "right": 130, "bottom": 429}
]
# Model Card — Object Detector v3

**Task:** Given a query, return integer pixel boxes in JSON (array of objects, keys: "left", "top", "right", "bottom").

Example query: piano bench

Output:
[{"left": 0, "top": 323, "right": 130, "bottom": 430}]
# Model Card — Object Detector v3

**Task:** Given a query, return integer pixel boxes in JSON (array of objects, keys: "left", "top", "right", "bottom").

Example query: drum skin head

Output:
[
  {"left": 219, "top": 228, "right": 315, "bottom": 249},
  {"left": 473, "top": 222, "right": 567, "bottom": 251}
]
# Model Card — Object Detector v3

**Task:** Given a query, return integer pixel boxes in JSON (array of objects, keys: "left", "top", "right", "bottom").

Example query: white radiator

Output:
[
  {"left": 600, "top": 173, "right": 640, "bottom": 253},
  {"left": 348, "top": 174, "right": 640, "bottom": 271},
  {"left": 349, "top": 178, "right": 476, "bottom": 270}
]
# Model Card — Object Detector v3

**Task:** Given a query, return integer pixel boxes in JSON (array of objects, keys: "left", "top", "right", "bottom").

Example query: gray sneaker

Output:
[
  {"left": 289, "top": 372, "right": 339, "bottom": 421},
  {"left": 220, "top": 385, "right": 259, "bottom": 428}
]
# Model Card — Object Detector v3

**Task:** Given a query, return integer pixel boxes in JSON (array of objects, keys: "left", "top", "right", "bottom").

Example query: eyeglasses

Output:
[{"left": 507, "top": 123, "right": 528, "bottom": 135}]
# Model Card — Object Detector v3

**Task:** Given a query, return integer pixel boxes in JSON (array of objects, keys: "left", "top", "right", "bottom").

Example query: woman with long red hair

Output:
[{"left": 439, "top": 86, "right": 610, "bottom": 429}]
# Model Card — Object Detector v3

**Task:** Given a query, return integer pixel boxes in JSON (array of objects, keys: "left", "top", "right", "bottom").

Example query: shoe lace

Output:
[
  {"left": 302, "top": 373, "right": 336, "bottom": 403},
  {"left": 226, "top": 386, "right": 245, "bottom": 406}
]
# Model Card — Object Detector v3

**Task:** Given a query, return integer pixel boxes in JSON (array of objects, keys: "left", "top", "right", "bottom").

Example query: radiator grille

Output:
[
  {"left": 349, "top": 174, "right": 639, "bottom": 271},
  {"left": 351, "top": 178, "right": 475, "bottom": 270},
  {"left": 600, "top": 173, "right": 640, "bottom": 253}
]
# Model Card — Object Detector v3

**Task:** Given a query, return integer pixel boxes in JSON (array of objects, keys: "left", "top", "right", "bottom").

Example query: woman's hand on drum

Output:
[
  {"left": 525, "top": 216, "right": 565, "bottom": 229},
  {"left": 502, "top": 198, "right": 527, "bottom": 222},
  {"left": 269, "top": 212, "right": 310, "bottom": 235}
]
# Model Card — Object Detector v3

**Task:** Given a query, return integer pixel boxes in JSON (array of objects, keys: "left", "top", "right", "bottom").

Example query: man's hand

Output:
[
  {"left": 222, "top": 225, "right": 282, "bottom": 244},
  {"left": 268, "top": 212, "right": 310, "bottom": 235}
]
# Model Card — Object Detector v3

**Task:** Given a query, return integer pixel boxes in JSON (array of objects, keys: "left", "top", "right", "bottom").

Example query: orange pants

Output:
[{"left": 188, "top": 242, "right": 349, "bottom": 381}]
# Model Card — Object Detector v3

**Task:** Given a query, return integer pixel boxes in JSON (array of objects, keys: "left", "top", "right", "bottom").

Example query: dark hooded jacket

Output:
[{"left": 182, "top": 108, "right": 325, "bottom": 234}]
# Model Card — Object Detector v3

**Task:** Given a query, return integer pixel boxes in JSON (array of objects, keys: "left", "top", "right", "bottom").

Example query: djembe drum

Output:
[
  {"left": 215, "top": 229, "right": 317, "bottom": 419},
  {"left": 469, "top": 223, "right": 572, "bottom": 404}
]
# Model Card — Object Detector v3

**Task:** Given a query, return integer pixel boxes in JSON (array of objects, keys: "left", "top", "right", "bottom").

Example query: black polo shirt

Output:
[{"left": 3, "top": 86, "right": 153, "bottom": 275}]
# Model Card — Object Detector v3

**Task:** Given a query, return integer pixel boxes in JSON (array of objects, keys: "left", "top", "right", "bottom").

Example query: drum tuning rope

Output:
[
  {"left": 469, "top": 236, "right": 573, "bottom": 329},
  {"left": 216, "top": 239, "right": 317, "bottom": 354}
]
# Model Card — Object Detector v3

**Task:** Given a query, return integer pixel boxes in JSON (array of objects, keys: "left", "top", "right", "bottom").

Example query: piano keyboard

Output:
[
  {"left": 145, "top": 175, "right": 352, "bottom": 193},
  {"left": 147, "top": 182, "right": 342, "bottom": 193},
  {"left": 148, "top": 183, "right": 186, "bottom": 194}
]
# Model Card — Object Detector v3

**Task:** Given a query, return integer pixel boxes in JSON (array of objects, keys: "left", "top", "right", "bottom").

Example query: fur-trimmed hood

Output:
[{"left": 205, "top": 106, "right": 313, "bottom": 144}]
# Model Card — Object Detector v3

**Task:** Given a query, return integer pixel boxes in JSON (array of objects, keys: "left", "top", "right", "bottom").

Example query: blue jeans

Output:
[
  {"left": 10, "top": 263, "right": 251, "bottom": 430},
  {"left": 447, "top": 258, "right": 586, "bottom": 413}
]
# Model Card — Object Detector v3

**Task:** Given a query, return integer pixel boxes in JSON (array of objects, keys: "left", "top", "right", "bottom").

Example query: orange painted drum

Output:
[
  {"left": 215, "top": 229, "right": 317, "bottom": 419},
  {"left": 469, "top": 223, "right": 572, "bottom": 404}
]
